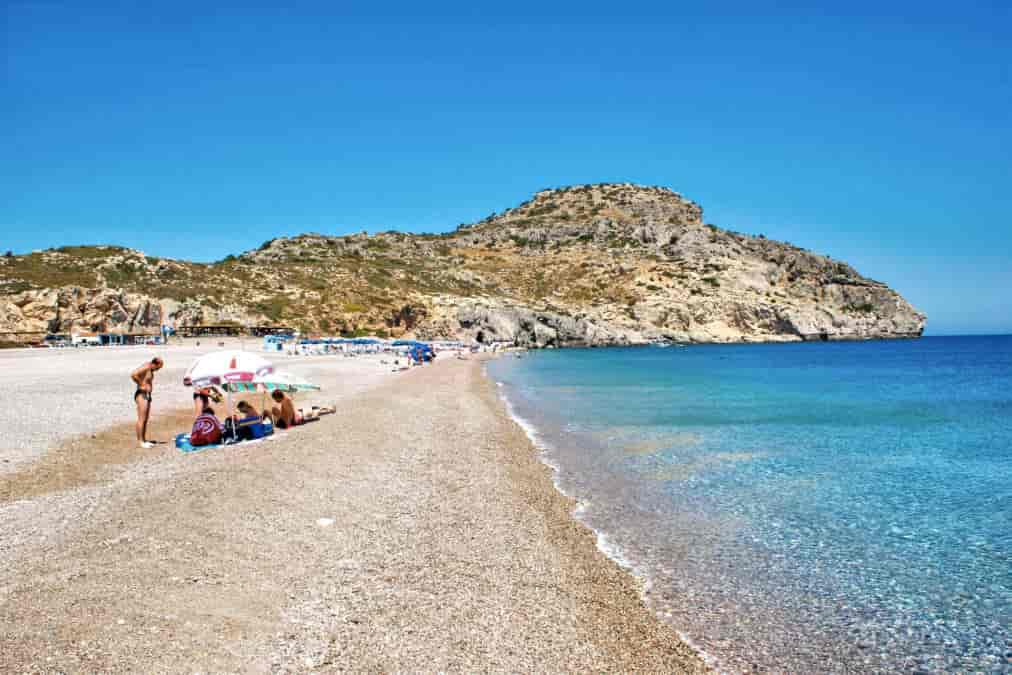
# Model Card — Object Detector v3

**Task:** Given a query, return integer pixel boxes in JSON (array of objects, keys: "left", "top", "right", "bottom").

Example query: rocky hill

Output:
[{"left": 0, "top": 184, "right": 926, "bottom": 346}]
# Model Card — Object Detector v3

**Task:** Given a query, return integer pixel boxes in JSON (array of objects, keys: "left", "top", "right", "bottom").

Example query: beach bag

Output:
[{"left": 190, "top": 413, "right": 222, "bottom": 447}]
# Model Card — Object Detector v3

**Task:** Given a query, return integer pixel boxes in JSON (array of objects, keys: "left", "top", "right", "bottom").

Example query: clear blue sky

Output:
[{"left": 3, "top": 1, "right": 1010, "bottom": 335}]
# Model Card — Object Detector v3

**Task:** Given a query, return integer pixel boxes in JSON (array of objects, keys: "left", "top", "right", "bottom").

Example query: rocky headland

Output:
[{"left": 0, "top": 184, "right": 925, "bottom": 346}]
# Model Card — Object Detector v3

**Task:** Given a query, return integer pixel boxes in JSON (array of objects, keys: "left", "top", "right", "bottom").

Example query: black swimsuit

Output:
[{"left": 135, "top": 389, "right": 152, "bottom": 402}]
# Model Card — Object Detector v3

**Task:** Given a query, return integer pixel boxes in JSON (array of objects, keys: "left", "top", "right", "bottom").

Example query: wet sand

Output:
[{"left": 0, "top": 354, "right": 707, "bottom": 672}]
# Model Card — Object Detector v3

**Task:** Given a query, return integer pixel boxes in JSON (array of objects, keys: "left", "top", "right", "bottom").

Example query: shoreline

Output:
[
  {"left": 473, "top": 356, "right": 710, "bottom": 670},
  {"left": 1, "top": 353, "right": 708, "bottom": 671},
  {"left": 488, "top": 364, "right": 720, "bottom": 671}
]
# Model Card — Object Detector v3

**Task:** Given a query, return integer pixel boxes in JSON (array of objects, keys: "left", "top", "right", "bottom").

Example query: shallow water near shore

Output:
[{"left": 488, "top": 336, "right": 1012, "bottom": 673}]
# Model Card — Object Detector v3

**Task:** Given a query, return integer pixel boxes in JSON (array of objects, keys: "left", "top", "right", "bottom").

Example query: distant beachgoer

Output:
[
  {"left": 131, "top": 357, "right": 164, "bottom": 448},
  {"left": 192, "top": 385, "right": 223, "bottom": 418}
]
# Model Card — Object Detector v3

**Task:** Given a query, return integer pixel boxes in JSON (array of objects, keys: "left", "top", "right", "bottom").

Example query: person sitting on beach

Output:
[
  {"left": 270, "top": 390, "right": 302, "bottom": 429},
  {"left": 235, "top": 400, "right": 265, "bottom": 421},
  {"left": 131, "top": 357, "right": 164, "bottom": 449},
  {"left": 189, "top": 404, "right": 222, "bottom": 447},
  {"left": 227, "top": 400, "right": 272, "bottom": 441},
  {"left": 192, "top": 385, "right": 223, "bottom": 418}
]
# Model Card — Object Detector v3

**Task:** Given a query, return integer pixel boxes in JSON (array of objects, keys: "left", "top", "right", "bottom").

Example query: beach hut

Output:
[
  {"left": 263, "top": 334, "right": 291, "bottom": 352},
  {"left": 71, "top": 332, "right": 101, "bottom": 347}
]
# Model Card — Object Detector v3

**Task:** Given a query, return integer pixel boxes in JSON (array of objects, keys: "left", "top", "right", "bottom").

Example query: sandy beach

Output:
[
  {"left": 0, "top": 347, "right": 706, "bottom": 672},
  {"left": 0, "top": 340, "right": 389, "bottom": 474}
]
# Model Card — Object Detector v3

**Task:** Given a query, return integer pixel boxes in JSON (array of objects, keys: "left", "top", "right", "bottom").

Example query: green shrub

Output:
[{"left": 253, "top": 295, "right": 291, "bottom": 321}]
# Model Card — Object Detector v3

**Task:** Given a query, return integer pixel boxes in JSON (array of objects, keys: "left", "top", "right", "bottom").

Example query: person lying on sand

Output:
[
  {"left": 192, "top": 385, "right": 223, "bottom": 418},
  {"left": 131, "top": 357, "right": 163, "bottom": 448},
  {"left": 303, "top": 404, "right": 336, "bottom": 420},
  {"left": 269, "top": 390, "right": 335, "bottom": 429}
]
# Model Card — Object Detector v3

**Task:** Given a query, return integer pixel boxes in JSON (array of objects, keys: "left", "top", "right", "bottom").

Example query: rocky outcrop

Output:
[
  {"left": 0, "top": 183, "right": 926, "bottom": 344},
  {"left": 0, "top": 288, "right": 162, "bottom": 334},
  {"left": 437, "top": 301, "right": 632, "bottom": 347}
]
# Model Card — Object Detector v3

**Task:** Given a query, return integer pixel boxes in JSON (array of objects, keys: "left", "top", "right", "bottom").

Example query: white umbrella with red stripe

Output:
[{"left": 183, "top": 350, "right": 275, "bottom": 389}]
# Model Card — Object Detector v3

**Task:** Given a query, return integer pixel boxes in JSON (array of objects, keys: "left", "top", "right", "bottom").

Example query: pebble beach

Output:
[{"left": 0, "top": 344, "right": 706, "bottom": 672}]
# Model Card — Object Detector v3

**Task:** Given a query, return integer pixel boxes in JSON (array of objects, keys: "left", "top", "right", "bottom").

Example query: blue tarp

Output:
[{"left": 391, "top": 339, "right": 434, "bottom": 360}]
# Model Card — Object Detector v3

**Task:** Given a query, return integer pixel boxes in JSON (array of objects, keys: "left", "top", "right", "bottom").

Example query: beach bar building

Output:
[
  {"left": 178, "top": 325, "right": 242, "bottom": 338},
  {"left": 179, "top": 324, "right": 293, "bottom": 338},
  {"left": 250, "top": 325, "right": 293, "bottom": 337},
  {"left": 67, "top": 331, "right": 161, "bottom": 346}
]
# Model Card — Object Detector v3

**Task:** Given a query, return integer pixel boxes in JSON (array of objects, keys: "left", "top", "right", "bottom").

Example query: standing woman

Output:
[{"left": 131, "top": 357, "right": 164, "bottom": 448}]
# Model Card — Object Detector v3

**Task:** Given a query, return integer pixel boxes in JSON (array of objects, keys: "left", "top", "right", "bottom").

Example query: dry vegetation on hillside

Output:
[{"left": 0, "top": 184, "right": 925, "bottom": 344}]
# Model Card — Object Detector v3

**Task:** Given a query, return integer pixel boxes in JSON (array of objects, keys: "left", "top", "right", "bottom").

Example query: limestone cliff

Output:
[{"left": 0, "top": 184, "right": 925, "bottom": 345}]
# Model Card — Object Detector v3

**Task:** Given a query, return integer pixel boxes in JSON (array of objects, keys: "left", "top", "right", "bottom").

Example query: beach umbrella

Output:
[
  {"left": 258, "top": 369, "right": 320, "bottom": 391},
  {"left": 182, "top": 350, "right": 275, "bottom": 388},
  {"left": 183, "top": 350, "right": 276, "bottom": 423},
  {"left": 221, "top": 369, "right": 322, "bottom": 394}
]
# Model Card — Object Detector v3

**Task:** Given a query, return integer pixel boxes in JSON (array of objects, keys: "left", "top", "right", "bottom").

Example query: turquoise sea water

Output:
[{"left": 487, "top": 336, "right": 1012, "bottom": 673}]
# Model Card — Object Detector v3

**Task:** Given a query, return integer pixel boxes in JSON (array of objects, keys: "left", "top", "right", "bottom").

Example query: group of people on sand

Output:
[{"left": 130, "top": 357, "right": 334, "bottom": 449}]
